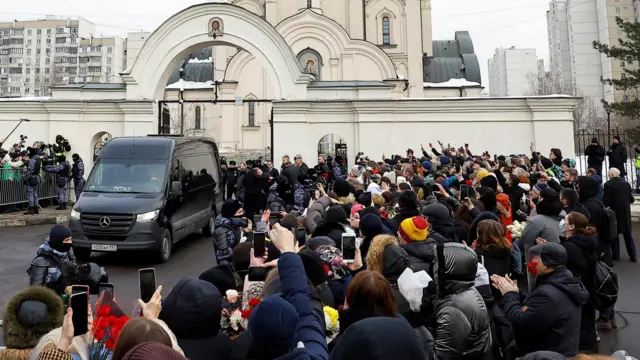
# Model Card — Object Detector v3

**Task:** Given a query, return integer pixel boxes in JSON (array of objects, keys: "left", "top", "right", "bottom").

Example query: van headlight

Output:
[
  {"left": 137, "top": 210, "right": 160, "bottom": 222},
  {"left": 70, "top": 209, "right": 81, "bottom": 220}
]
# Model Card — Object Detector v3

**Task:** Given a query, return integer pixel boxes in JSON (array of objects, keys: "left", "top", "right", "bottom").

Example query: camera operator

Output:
[
  {"left": 52, "top": 134, "right": 71, "bottom": 164},
  {"left": 22, "top": 147, "right": 42, "bottom": 215},
  {"left": 28, "top": 224, "right": 108, "bottom": 296},
  {"left": 44, "top": 154, "right": 71, "bottom": 210},
  {"left": 71, "top": 153, "right": 85, "bottom": 202},
  {"left": 1, "top": 150, "right": 27, "bottom": 181}
]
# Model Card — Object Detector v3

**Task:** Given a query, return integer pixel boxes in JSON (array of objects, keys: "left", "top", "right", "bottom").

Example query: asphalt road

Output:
[{"left": 1, "top": 224, "right": 639, "bottom": 355}]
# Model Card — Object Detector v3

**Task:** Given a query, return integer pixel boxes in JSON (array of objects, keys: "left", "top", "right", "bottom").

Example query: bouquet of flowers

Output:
[
  {"left": 324, "top": 306, "right": 339, "bottom": 343},
  {"left": 89, "top": 304, "right": 131, "bottom": 360},
  {"left": 221, "top": 297, "right": 261, "bottom": 337},
  {"left": 507, "top": 221, "right": 527, "bottom": 240}
]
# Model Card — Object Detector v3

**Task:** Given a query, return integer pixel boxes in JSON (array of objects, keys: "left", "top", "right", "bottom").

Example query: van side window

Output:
[
  {"left": 171, "top": 159, "right": 183, "bottom": 184},
  {"left": 179, "top": 143, "right": 216, "bottom": 192}
]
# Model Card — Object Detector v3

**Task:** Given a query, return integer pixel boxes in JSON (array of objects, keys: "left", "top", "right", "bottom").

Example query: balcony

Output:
[{"left": 56, "top": 32, "right": 68, "bottom": 37}]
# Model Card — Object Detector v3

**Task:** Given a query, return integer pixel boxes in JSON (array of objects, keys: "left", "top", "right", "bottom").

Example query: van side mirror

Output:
[{"left": 170, "top": 181, "right": 183, "bottom": 196}]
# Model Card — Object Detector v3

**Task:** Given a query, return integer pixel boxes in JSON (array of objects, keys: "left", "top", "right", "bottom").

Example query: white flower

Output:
[{"left": 229, "top": 309, "right": 243, "bottom": 331}]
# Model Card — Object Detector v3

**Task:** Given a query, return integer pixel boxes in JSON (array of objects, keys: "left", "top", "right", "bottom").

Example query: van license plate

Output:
[{"left": 91, "top": 244, "right": 117, "bottom": 252}]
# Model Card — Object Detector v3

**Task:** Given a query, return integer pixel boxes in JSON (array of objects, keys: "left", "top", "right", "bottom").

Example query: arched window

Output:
[
  {"left": 248, "top": 102, "right": 255, "bottom": 127},
  {"left": 382, "top": 17, "right": 391, "bottom": 45},
  {"left": 195, "top": 106, "right": 202, "bottom": 130},
  {"left": 307, "top": 0, "right": 312, "bottom": 8}
]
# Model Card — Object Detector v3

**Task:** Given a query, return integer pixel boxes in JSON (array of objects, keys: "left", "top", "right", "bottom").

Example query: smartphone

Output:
[
  {"left": 71, "top": 285, "right": 89, "bottom": 295},
  {"left": 139, "top": 268, "right": 156, "bottom": 303},
  {"left": 248, "top": 266, "right": 269, "bottom": 282},
  {"left": 99, "top": 283, "right": 114, "bottom": 300},
  {"left": 253, "top": 232, "right": 266, "bottom": 257},
  {"left": 295, "top": 227, "right": 307, "bottom": 247},
  {"left": 342, "top": 234, "right": 356, "bottom": 263},
  {"left": 460, "top": 185, "right": 470, "bottom": 199},
  {"left": 69, "top": 292, "right": 89, "bottom": 337}
]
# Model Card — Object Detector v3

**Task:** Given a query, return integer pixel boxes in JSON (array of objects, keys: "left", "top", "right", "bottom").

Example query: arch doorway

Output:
[
  {"left": 123, "top": 3, "right": 313, "bottom": 103},
  {"left": 318, "top": 134, "right": 347, "bottom": 160},
  {"left": 91, "top": 132, "right": 112, "bottom": 163}
]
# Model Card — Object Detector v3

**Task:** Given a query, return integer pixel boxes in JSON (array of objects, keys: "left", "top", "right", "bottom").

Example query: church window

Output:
[
  {"left": 248, "top": 102, "right": 255, "bottom": 127},
  {"left": 382, "top": 17, "right": 391, "bottom": 45},
  {"left": 307, "top": 0, "right": 312, "bottom": 8},
  {"left": 195, "top": 106, "right": 202, "bottom": 129}
]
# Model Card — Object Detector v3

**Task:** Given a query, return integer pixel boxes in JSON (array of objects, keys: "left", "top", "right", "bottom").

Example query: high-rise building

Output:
[
  {"left": 547, "top": 0, "right": 573, "bottom": 93},
  {"left": 0, "top": 17, "right": 125, "bottom": 98},
  {"left": 488, "top": 47, "right": 539, "bottom": 96},
  {"left": 124, "top": 32, "right": 151, "bottom": 71}
]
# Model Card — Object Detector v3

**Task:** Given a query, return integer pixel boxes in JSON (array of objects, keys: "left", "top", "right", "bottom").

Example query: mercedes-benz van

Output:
[{"left": 69, "top": 136, "right": 223, "bottom": 262}]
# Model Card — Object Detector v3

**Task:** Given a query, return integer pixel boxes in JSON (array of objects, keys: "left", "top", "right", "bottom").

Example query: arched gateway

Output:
[{"left": 121, "top": 2, "right": 313, "bottom": 102}]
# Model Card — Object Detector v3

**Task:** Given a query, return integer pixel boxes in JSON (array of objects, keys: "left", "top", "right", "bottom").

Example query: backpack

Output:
[
  {"left": 592, "top": 259, "right": 618, "bottom": 310},
  {"left": 599, "top": 202, "right": 618, "bottom": 242}
]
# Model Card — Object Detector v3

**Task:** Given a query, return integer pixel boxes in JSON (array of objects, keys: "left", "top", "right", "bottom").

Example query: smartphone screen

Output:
[
  {"left": 139, "top": 268, "right": 156, "bottom": 303},
  {"left": 99, "top": 283, "right": 114, "bottom": 300},
  {"left": 248, "top": 266, "right": 268, "bottom": 282},
  {"left": 70, "top": 292, "right": 88, "bottom": 337},
  {"left": 71, "top": 285, "right": 89, "bottom": 295},
  {"left": 342, "top": 234, "right": 356, "bottom": 263},
  {"left": 253, "top": 232, "right": 266, "bottom": 257},
  {"left": 295, "top": 227, "right": 307, "bottom": 247}
]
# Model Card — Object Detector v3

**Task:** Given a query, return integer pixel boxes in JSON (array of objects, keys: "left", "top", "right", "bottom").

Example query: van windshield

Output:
[{"left": 85, "top": 159, "right": 168, "bottom": 194}]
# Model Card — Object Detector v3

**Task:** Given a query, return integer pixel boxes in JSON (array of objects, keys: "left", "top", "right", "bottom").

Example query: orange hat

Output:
[{"left": 399, "top": 217, "right": 428, "bottom": 243}]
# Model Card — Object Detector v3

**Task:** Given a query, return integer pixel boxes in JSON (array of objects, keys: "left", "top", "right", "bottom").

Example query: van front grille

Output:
[{"left": 80, "top": 213, "right": 134, "bottom": 234}]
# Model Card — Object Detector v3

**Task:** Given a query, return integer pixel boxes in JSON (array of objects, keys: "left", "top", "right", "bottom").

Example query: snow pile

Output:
[
  {"left": 0, "top": 96, "right": 53, "bottom": 101},
  {"left": 166, "top": 79, "right": 215, "bottom": 90},
  {"left": 423, "top": 78, "right": 482, "bottom": 88},
  {"left": 188, "top": 57, "right": 213, "bottom": 64}
]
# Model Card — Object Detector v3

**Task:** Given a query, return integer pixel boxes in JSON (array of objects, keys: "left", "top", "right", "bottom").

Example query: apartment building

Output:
[
  {"left": 488, "top": 47, "right": 539, "bottom": 96},
  {"left": 124, "top": 32, "right": 151, "bottom": 71},
  {"left": 0, "top": 17, "right": 125, "bottom": 98},
  {"left": 547, "top": 0, "right": 638, "bottom": 115}
]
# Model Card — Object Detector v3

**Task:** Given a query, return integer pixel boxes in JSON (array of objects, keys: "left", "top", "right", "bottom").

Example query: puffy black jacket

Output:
[
  {"left": 159, "top": 277, "right": 232, "bottom": 360},
  {"left": 430, "top": 243, "right": 492, "bottom": 360},
  {"left": 475, "top": 246, "right": 513, "bottom": 301},
  {"left": 501, "top": 269, "right": 589, "bottom": 357},
  {"left": 577, "top": 176, "right": 612, "bottom": 266}
]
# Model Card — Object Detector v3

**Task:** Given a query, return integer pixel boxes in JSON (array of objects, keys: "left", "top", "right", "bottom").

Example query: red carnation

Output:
[
  {"left": 248, "top": 298, "right": 260, "bottom": 308},
  {"left": 104, "top": 338, "right": 116, "bottom": 350},
  {"left": 323, "top": 264, "right": 331, "bottom": 275},
  {"left": 93, "top": 326, "right": 106, "bottom": 341},
  {"left": 96, "top": 305, "right": 111, "bottom": 318},
  {"left": 241, "top": 309, "right": 253, "bottom": 319}
]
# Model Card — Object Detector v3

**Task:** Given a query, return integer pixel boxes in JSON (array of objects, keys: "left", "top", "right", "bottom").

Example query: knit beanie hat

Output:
[
  {"left": 248, "top": 296, "right": 299, "bottom": 354},
  {"left": 398, "top": 190, "right": 418, "bottom": 210},
  {"left": 221, "top": 199, "right": 243, "bottom": 218},
  {"left": 476, "top": 169, "right": 490, "bottom": 182},
  {"left": 480, "top": 175, "right": 498, "bottom": 192},
  {"left": 529, "top": 242, "right": 568, "bottom": 269},
  {"left": 360, "top": 213, "right": 383, "bottom": 238},
  {"left": 351, "top": 204, "right": 365, "bottom": 218},
  {"left": 439, "top": 156, "right": 451, "bottom": 166},
  {"left": 532, "top": 183, "right": 547, "bottom": 196},
  {"left": 421, "top": 161, "right": 432, "bottom": 171},
  {"left": 122, "top": 342, "right": 186, "bottom": 360},
  {"left": 299, "top": 250, "right": 329, "bottom": 287},
  {"left": 398, "top": 217, "right": 428, "bottom": 243},
  {"left": 334, "top": 179, "right": 351, "bottom": 197},
  {"left": 48, "top": 224, "right": 72, "bottom": 252}
]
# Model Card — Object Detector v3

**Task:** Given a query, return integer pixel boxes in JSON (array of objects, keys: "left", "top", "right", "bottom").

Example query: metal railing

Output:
[{"left": 0, "top": 168, "right": 58, "bottom": 207}]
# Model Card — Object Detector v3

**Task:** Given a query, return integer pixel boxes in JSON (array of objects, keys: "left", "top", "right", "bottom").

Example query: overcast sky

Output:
[{"left": 0, "top": 0, "right": 551, "bottom": 86}]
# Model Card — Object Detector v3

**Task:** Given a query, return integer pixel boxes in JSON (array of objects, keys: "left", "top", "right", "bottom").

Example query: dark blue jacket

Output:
[
  {"left": 278, "top": 253, "right": 329, "bottom": 360},
  {"left": 502, "top": 269, "right": 589, "bottom": 357}
]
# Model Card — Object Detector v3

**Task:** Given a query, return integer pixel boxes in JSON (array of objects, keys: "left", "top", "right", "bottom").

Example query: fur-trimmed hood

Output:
[
  {"left": 365, "top": 235, "right": 399, "bottom": 275},
  {"left": 3, "top": 286, "right": 64, "bottom": 350}
]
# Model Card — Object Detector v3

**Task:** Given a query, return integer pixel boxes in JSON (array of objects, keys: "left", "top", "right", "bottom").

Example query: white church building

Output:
[{"left": 0, "top": 0, "right": 578, "bottom": 172}]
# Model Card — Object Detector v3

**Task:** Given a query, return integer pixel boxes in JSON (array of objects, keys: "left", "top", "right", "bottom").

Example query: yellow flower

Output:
[{"left": 323, "top": 306, "right": 339, "bottom": 329}]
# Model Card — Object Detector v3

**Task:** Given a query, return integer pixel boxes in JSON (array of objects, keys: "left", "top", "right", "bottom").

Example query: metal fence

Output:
[
  {"left": 574, "top": 129, "right": 638, "bottom": 188},
  {"left": 0, "top": 168, "right": 58, "bottom": 207}
]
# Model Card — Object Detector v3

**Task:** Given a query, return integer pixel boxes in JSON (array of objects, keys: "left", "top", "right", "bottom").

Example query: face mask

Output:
[
  {"left": 56, "top": 243, "right": 73, "bottom": 253},
  {"left": 526, "top": 261, "right": 539, "bottom": 276}
]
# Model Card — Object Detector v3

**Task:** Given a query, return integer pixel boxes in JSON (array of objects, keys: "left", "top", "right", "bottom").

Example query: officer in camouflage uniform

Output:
[
  {"left": 23, "top": 147, "right": 42, "bottom": 215},
  {"left": 45, "top": 155, "right": 71, "bottom": 210},
  {"left": 71, "top": 153, "right": 85, "bottom": 202}
]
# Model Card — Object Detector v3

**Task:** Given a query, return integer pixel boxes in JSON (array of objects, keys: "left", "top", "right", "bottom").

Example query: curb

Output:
[{"left": 0, "top": 214, "right": 69, "bottom": 228}]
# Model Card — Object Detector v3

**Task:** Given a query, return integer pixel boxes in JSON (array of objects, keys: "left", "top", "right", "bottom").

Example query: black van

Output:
[{"left": 69, "top": 136, "right": 223, "bottom": 262}]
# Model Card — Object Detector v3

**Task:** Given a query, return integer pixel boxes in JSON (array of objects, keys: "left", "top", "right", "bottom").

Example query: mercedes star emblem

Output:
[{"left": 99, "top": 216, "right": 111, "bottom": 228}]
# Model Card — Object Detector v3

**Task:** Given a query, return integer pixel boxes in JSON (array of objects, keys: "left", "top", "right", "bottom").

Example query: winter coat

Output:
[
  {"left": 306, "top": 196, "right": 331, "bottom": 234},
  {"left": 0, "top": 287, "right": 64, "bottom": 360},
  {"left": 475, "top": 246, "right": 513, "bottom": 301},
  {"left": 607, "top": 142, "right": 627, "bottom": 176},
  {"left": 430, "top": 243, "right": 492, "bottom": 360},
  {"left": 422, "top": 202, "right": 459, "bottom": 242},
  {"left": 27, "top": 239, "right": 77, "bottom": 295},
  {"left": 577, "top": 176, "right": 613, "bottom": 266},
  {"left": 213, "top": 215, "right": 245, "bottom": 265},
  {"left": 501, "top": 269, "right": 589, "bottom": 357},
  {"left": 159, "top": 277, "right": 232, "bottom": 360},
  {"left": 585, "top": 144, "right": 606, "bottom": 173},
  {"left": 311, "top": 222, "right": 354, "bottom": 248},
  {"left": 520, "top": 213, "right": 563, "bottom": 249},
  {"left": 563, "top": 204, "right": 590, "bottom": 221},
  {"left": 604, "top": 176, "right": 635, "bottom": 234},
  {"left": 282, "top": 164, "right": 303, "bottom": 187},
  {"left": 392, "top": 207, "right": 422, "bottom": 232}
]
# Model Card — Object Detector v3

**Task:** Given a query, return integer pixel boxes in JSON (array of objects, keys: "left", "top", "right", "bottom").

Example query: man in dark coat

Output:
[
  {"left": 604, "top": 168, "right": 637, "bottom": 262},
  {"left": 584, "top": 137, "right": 606, "bottom": 175},
  {"left": 492, "top": 243, "right": 589, "bottom": 358},
  {"left": 576, "top": 176, "right": 613, "bottom": 266},
  {"left": 607, "top": 135, "right": 627, "bottom": 177}
]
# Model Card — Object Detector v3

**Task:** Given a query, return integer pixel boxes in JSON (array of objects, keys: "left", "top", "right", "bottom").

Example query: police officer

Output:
[
  {"left": 51, "top": 135, "right": 71, "bottom": 164},
  {"left": 71, "top": 153, "right": 85, "bottom": 202},
  {"left": 23, "top": 147, "right": 41, "bottom": 215},
  {"left": 45, "top": 155, "right": 71, "bottom": 210},
  {"left": 226, "top": 161, "right": 238, "bottom": 200}
]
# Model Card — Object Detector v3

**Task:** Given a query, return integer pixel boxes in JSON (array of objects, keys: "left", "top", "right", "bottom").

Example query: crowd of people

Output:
[
  {"left": 0, "top": 135, "right": 85, "bottom": 213},
  {"left": 1, "top": 140, "right": 638, "bottom": 360}
]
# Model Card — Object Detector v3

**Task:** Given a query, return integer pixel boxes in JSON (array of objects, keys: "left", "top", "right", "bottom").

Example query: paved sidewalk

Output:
[{"left": 0, "top": 207, "right": 70, "bottom": 228}]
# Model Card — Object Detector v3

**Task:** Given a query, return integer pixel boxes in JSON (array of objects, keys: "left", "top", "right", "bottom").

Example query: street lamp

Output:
[{"left": 606, "top": 108, "right": 612, "bottom": 136}]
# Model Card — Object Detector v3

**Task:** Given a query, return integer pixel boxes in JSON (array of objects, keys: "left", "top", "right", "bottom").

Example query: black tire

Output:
[
  {"left": 202, "top": 211, "right": 215, "bottom": 236},
  {"left": 157, "top": 228, "right": 172, "bottom": 263},
  {"left": 74, "top": 248, "right": 91, "bottom": 261}
]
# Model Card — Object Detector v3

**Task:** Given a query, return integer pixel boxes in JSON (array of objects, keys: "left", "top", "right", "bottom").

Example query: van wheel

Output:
[
  {"left": 157, "top": 228, "right": 172, "bottom": 263},
  {"left": 202, "top": 212, "right": 215, "bottom": 236},
  {"left": 74, "top": 248, "right": 91, "bottom": 261}
]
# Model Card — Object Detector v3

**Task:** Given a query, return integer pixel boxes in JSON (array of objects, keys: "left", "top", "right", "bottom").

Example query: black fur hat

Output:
[{"left": 3, "top": 286, "right": 64, "bottom": 349}]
